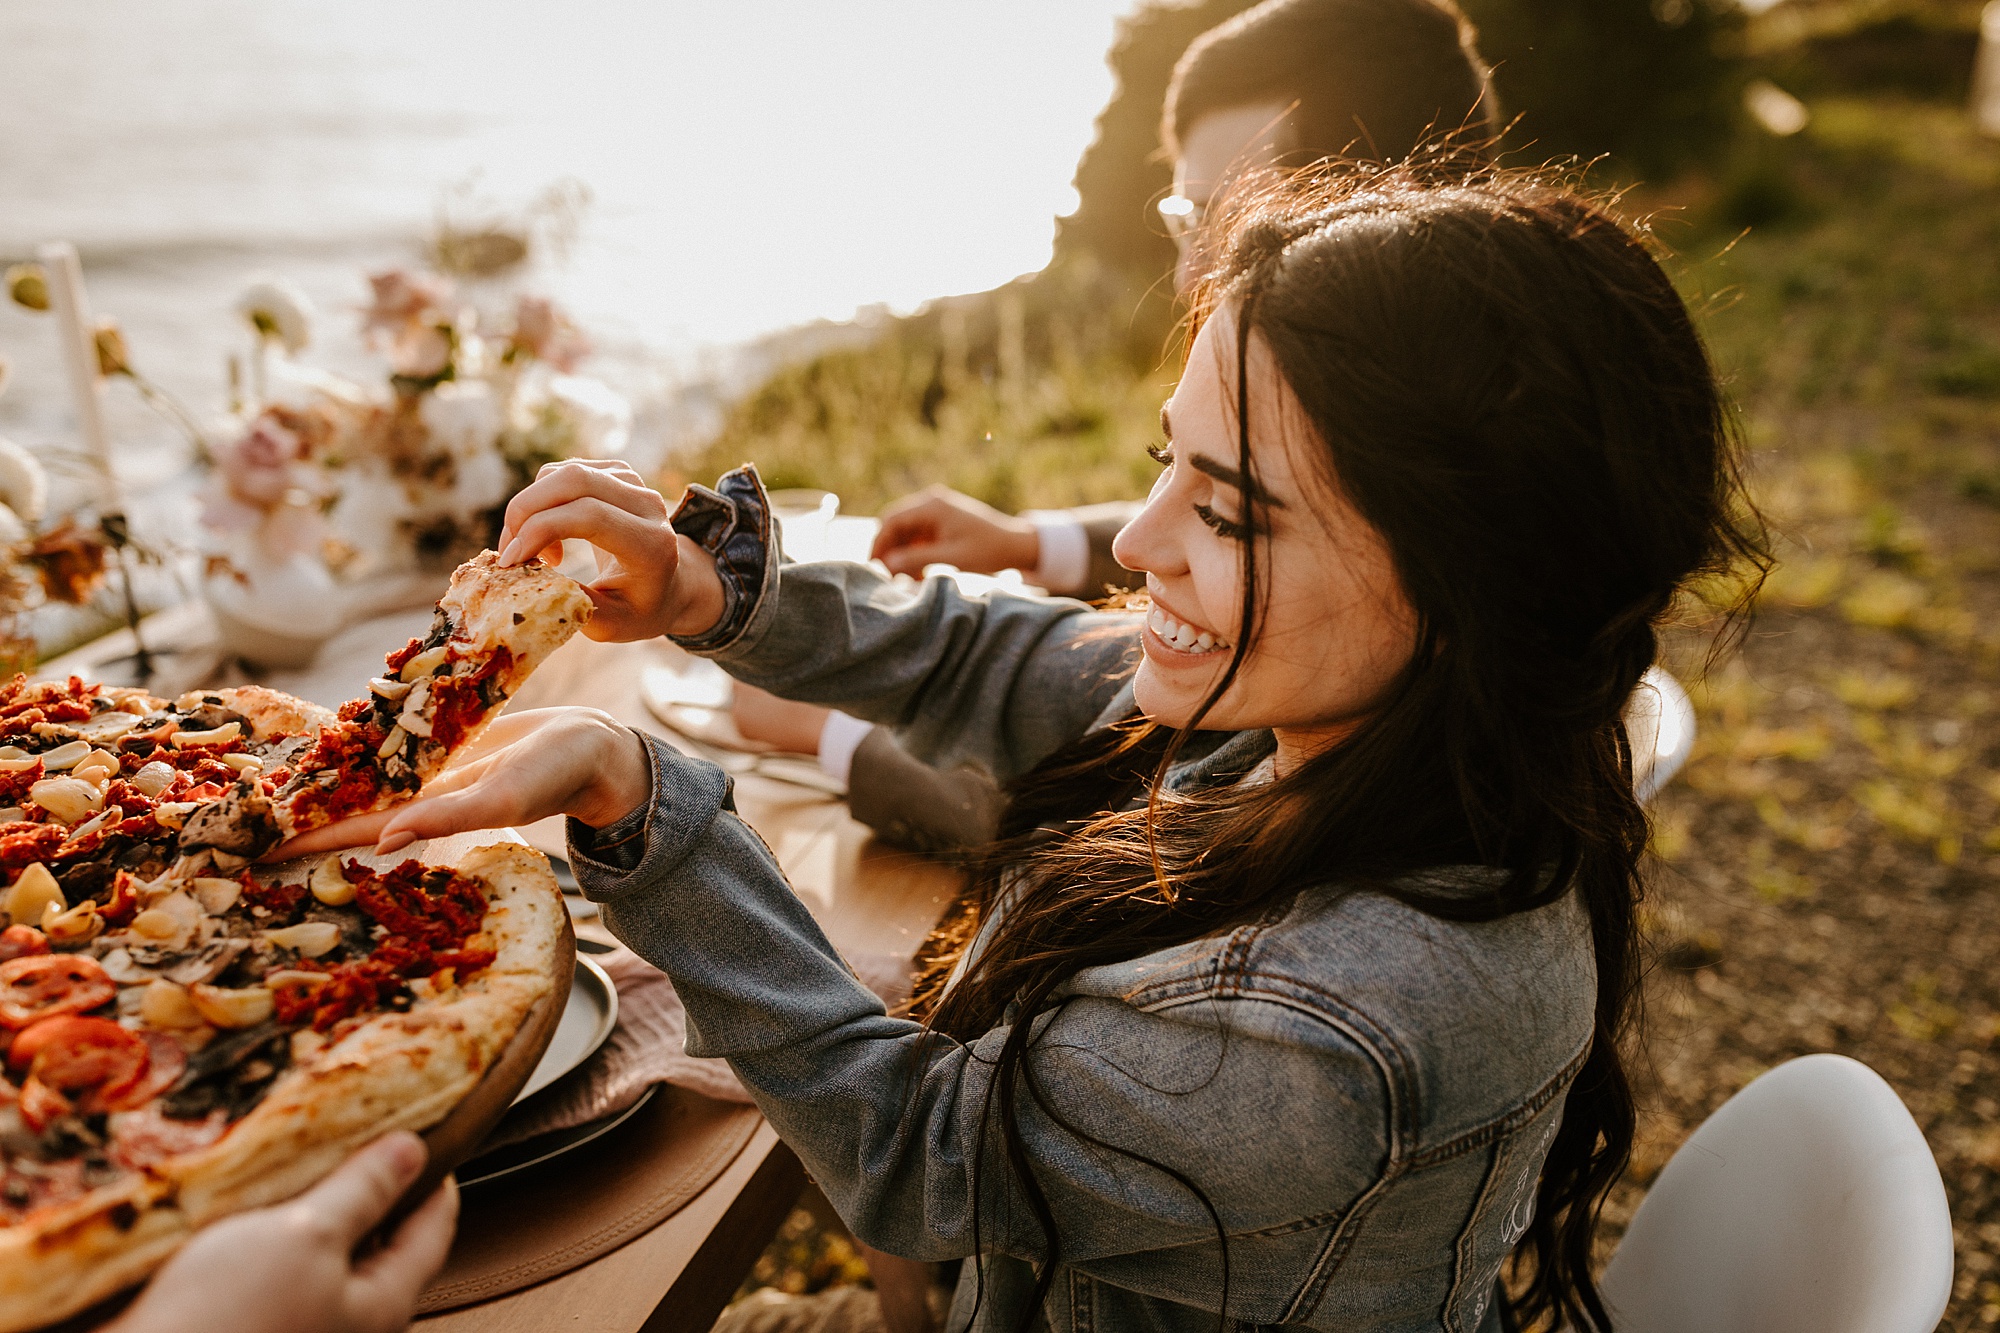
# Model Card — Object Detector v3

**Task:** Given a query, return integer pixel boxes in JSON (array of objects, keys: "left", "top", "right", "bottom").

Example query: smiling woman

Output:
[{"left": 299, "top": 165, "right": 1765, "bottom": 1333}]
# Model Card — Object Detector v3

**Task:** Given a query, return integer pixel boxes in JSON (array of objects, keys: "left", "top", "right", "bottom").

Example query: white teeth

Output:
[{"left": 1145, "top": 604, "right": 1227, "bottom": 654}]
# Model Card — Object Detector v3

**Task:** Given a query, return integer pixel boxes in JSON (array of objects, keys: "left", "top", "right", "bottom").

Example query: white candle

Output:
[{"left": 36, "top": 241, "right": 119, "bottom": 508}]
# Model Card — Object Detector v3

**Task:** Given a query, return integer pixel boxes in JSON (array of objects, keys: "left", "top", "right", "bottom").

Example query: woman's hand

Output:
[
  {"left": 105, "top": 1132, "right": 456, "bottom": 1333},
  {"left": 270, "top": 709, "right": 652, "bottom": 860},
  {"left": 496, "top": 458, "right": 726, "bottom": 642}
]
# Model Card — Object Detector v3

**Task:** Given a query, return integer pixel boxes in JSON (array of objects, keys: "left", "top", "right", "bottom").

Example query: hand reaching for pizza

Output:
[
  {"left": 496, "top": 458, "right": 727, "bottom": 642},
  {"left": 272, "top": 708, "right": 653, "bottom": 861},
  {"left": 104, "top": 1133, "right": 456, "bottom": 1333}
]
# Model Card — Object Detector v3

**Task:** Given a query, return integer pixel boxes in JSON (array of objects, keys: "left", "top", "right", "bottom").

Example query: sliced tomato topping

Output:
[
  {"left": 19, "top": 1075, "right": 71, "bottom": 1132},
  {"left": 17, "top": 1016, "right": 150, "bottom": 1118},
  {"left": 0, "top": 954, "right": 115, "bottom": 1030},
  {"left": 0, "top": 925, "right": 47, "bottom": 963},
  {"left": 96, "top": 1030, "right": 185, "bottom": 1113}
]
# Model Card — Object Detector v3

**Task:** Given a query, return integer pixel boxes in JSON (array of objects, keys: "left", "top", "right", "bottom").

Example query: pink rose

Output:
[
  {"left": 391, "top": 324, "right": 456, "bottom": 381},
  {"left": 363, "top": 269, "right": 452, "bottom": 343},
  {"left": 510, "top": 295, "right": 590, "bottom": 372},
  {"left": 218, "top": 418, "right": 301, "bottom": 508}
]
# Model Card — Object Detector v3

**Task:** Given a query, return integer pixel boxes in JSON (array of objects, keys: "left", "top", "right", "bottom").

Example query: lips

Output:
[{"left": 1144, "top": 602, "right": 1230, "bottom": 655}]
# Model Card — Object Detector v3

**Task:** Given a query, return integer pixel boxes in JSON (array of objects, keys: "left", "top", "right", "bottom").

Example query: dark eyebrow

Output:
[{"left": 1189, "top": 452, "right": 1287, "bottom": 508}]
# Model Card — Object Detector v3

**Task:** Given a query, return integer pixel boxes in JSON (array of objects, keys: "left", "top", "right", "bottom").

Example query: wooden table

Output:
[{"left": 40, "top": 577, "right": 963, "bottom": 1332}]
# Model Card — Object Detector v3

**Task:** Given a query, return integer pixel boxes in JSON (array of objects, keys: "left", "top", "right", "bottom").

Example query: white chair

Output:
[
  {"left": 1600, "top": 1054, "right": 1954, "bottom": 1333},
  {"left": 1627, "top": 665, "right": 1696, "bottom": 805}
]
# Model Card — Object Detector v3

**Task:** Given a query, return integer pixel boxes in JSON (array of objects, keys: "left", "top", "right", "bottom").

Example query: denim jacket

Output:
[{"left": 566, "top": 468, "right": 1595, "bottom": 1333}]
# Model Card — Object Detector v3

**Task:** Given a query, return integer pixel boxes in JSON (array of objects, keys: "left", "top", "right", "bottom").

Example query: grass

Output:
[{"left": 703, "top": 95, "right": 2000, "bottom": 1328}]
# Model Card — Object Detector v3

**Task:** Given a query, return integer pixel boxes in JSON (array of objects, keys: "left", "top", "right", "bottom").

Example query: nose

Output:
[{"left": 1111, "top": 471, "right": 1185, "bottom": 583}]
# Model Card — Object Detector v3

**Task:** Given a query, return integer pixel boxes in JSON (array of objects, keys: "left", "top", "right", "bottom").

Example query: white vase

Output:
[{"left": 204, "top": 554, "right": 345, "bottom": 670}]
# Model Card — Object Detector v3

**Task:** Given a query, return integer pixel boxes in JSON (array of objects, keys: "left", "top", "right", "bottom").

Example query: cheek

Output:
[{"left": 1236, "top": 548, "right": 1416, "bottom": 714}]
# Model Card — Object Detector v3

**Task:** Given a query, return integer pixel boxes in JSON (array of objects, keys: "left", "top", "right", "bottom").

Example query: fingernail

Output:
[{"left": 497, "top": 538, "right": 520, "bottom": 566}]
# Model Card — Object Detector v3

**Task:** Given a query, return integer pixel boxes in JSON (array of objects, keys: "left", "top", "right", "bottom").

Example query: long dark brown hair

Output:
[{"left": 914, "top": 165, "right": 1765, "bottom": 1331}]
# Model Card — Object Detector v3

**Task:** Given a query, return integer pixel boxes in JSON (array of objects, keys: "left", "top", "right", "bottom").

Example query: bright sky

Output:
[{"left": 0, "top": 1, "right": 1139, "bottom": 352}]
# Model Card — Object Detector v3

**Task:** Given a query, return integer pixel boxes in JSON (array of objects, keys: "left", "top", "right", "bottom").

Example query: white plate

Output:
[{"left": 511, "top": 953, "right": 618, "bottom": 1106}]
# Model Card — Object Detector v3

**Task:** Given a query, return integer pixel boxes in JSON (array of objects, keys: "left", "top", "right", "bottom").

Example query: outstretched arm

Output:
[{"left": 500, "top": 461, "right": 1140, "bottom": 784}]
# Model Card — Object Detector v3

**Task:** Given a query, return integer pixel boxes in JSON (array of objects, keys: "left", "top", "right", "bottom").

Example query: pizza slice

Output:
[{"left": 177, "top": 553, "right": 592, "bottom": 859}]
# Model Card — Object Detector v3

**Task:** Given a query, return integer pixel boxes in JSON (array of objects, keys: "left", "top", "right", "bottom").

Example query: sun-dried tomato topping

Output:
[
  {"left": 384, "top": 636, "right": 426, "bottom": 674},
  {"left": 98, "top": 872, "right": 143, "bottom": 928},
  {"left": 0, "top": 926, "right": 45, "bottom": 963},
  {"left": 0, "top": 825, "right": 66, "bottom": 879},
  {"left": 284, "top": 722, "right": 392, "bottom": 828},
  {"left": 0, "top": 955, "right": 115, "bottom": 1030},
  {"left": 100, "top": 780, "right": 156, "bottom": 814},
  {"left": 179, "top": 781, "right": 224, "bottom": 805},
  {"left": 239, "top": 872, "right": 306, "bottom": 920},
  {"left": 277, "top": 959, "right": 407, "bottom": 1032},
  {"left": 0, "top": 761, "right": 43, "bottom": 806},
  {"left": 426, "top": 648, "right": 512, "bottom": 753},
  {"left": 349, "top": 860, "right": 487, "bottom": 949},
  {"left": 336, "top": 697, "right": 373, "bottom": 723},
  {"left": 40, "top": 701, "right": 91, "bottom": 725},
  {"left": 177, "top": 755, "right": 239, "bottom": 788},
  {"left": 433, "top": 942, "right": 497, "bottom": 975}
]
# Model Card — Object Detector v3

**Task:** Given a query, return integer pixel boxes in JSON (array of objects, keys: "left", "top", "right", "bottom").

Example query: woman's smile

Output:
[{"left": 1142, "top": 591, "right": 1231, "bottom": 661}]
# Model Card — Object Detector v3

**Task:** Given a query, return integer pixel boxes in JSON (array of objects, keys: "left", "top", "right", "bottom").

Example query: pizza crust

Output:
[
  {"left": 438, "top": 552, "right": 596, "bottom": 700},
  {"left": 0, "top": 841, "right": 564, "bottom": 1331},
  {"left": 187, "top": 686, "right": 338, "bottom": 742}
]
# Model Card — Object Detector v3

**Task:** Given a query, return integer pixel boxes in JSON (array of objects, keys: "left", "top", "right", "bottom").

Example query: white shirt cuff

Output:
[
  {"left": 1025, "top": 512, "right": 1091, "bottom": 595},
  {"left": 816, "top": 710, "right": 874, "bottom": 785}
]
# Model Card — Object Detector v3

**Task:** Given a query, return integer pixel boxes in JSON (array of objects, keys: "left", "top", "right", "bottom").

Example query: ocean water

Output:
[{"left": 0, "top": 0, "right": 1131, "bottom": 516}]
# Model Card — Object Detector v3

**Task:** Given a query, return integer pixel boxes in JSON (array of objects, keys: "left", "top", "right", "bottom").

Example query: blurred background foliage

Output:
[{"left": 676, "top": 0, "right": 1996, "bottom": 520}]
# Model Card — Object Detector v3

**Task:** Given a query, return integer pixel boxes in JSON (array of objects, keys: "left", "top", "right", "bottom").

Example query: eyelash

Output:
[
  {"left": 1153, "top": 442, "right": 1253, "bottom": 540},
  {"left": 1194, "top": 503, "right": 1252, "bottom": 541}
]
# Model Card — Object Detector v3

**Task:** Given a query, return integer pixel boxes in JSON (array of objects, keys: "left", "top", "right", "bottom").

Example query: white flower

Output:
[
  {"left": 547, "top": 375, "right": 631, "bottom": 456},
  {"left": 0, "top": 503, "right": 26, "bottom": 546},
  {"left": 0, "top": 437, "right": 49, "bottom": 524},
  {"left": 237, "top": 278, "right": 315, "bottom": 355},
  {"left": 419, "top": 381, "right": 503, "bottom": 459},
  {"left": 328, "top": 468, "right": 418, "bottom": 576},
  {"left": 447, "top": 448, "right": 512, "bottom": 514}
]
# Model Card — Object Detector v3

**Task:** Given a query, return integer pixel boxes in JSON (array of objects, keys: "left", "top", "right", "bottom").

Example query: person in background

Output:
[
  {"left": 736, "top": 0, "right": 1498, "bottom": 854},
  {"left": 866, "top": 0, "right": 1495, "bottom": 593}
]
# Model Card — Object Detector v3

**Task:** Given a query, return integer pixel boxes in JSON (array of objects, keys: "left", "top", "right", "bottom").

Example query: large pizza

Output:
[{"left": 0, "top": 553, "right": 592, "bottom": 1330}]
